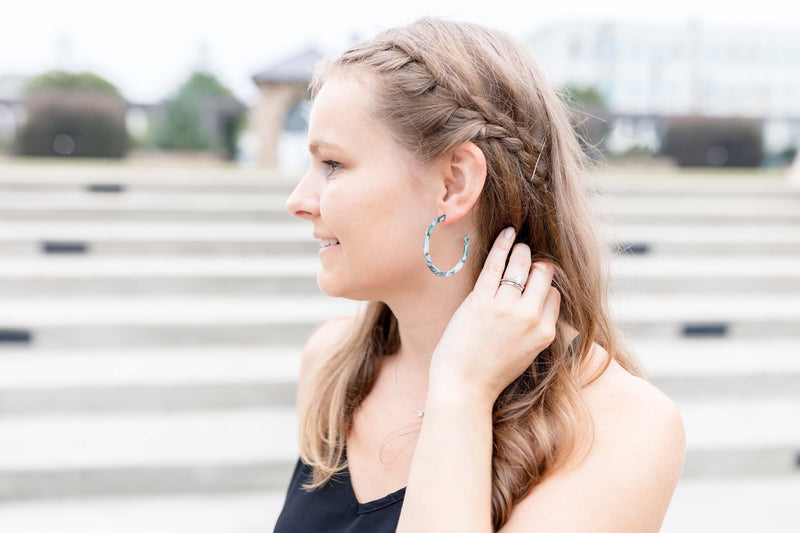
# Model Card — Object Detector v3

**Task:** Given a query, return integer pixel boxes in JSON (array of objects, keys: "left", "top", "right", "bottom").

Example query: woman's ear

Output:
[{"left": 437, "top": 142, "right": 487, "bottom": 223}]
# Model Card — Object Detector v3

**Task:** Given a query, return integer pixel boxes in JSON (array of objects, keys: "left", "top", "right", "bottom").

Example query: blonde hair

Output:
[{"left": 298, "top": 17, "right": 647, "bottom": 529}]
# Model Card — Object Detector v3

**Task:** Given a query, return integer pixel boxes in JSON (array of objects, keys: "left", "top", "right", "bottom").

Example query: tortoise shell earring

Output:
[{"left": 422, "top": 214, "right": 469, "bottom": 277}]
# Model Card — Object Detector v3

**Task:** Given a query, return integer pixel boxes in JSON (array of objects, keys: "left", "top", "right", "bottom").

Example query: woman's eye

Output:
[{"left": 322, "top": 160, "right": 342, "bottom": 176}]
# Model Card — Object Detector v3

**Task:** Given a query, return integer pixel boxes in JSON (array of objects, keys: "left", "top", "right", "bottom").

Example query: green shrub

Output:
[
  {"left": 16, "top": 71, "right": 128, "bottom": 158},
  {"left": 26, "top": 71, "right": 120, "bottom": 96},
  {"left": 16, "top": 90, "right": 128, "bottom": 158}
]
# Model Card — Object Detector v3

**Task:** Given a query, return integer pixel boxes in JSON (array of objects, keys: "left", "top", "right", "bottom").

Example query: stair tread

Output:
[
  {"left": 0, "top": 346, "right": 300, "bottom": 388},
  {"left": 0, "top": 339, "right": 798, "bottom": 388},
  {"left": 2, "top": 221, "right": 800, "bottom": 243},
  {"left": 1, "top": 255, "right": 800, "bottom": 278},
  {"left": 0, "top": 294, "right": 797, "bottom": 327},
  {"left": 0, "top": 491, "right": 288, "bottom": 533},
  {"left": 0, "top": 408, "right": 297, "bottom": 469},
  {"left": 0, "top": 396, "right": 798, "bottom": 471}
]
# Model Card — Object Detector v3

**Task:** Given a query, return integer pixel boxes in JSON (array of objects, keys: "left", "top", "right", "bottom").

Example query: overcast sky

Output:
[{"left": 1, "top": 0, "right": 797, "bottom": 105}]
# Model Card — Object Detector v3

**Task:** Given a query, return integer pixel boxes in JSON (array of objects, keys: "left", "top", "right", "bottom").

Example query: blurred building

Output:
[
  {"left": 530, "top": 20, "right": 800, "bottom": 117},
  {"left": 0, "top": 75, "right": 27, "bottom": 149},
  {"left": 529, "top": 20, "right": 800, "bottom": 154},
  {"left": 251, "top": 48, "right": 321, "bottom": 170}
]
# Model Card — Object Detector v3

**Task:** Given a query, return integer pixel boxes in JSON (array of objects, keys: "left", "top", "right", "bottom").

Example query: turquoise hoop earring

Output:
[{"left": 423, "top": 214, "right": 469, "bottom": 277}]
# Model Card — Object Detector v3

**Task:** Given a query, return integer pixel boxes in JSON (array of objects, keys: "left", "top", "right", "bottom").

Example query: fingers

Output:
[
  {"left": 521, "top": 260, "right": 556, "bottom": 318},
  {"left": 540, "top": 285, "right": 561, "bottom": 341},
  {"left": 496, "top": 243, "right": 532, "bottom": 301},
  {"left": 473, "top": 227, "right": 516, "bottom": 295}
]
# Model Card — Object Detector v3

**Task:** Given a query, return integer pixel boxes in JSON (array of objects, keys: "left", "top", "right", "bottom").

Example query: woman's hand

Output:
[{"left": 428, "top": 227, "right": 561, "bottom": 406}]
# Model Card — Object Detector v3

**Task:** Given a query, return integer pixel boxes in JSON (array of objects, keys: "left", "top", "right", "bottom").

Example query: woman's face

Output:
[{"left": 286, "top": 73, "right": 437, "bottom": 301}]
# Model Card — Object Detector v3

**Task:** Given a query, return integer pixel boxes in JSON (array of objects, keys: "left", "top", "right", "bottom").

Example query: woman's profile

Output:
[{"left": 275, "top": 17, "right": 686, "bottom": 532}]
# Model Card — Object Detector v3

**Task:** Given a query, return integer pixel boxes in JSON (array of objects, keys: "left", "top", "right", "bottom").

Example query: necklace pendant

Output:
[{"left": 417, "top": 410, "right": 424, "bottom": 418}]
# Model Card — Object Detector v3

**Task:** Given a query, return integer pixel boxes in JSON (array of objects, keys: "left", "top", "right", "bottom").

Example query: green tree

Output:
[
  {"left": 560, "top": 85, "right": 606, "bottom": 110},
  {"left": 154, "top": 71, "right": 245, "bottom": 159},
  {"left": 559, "top": 85, "right": 609, "bottom": 159}
]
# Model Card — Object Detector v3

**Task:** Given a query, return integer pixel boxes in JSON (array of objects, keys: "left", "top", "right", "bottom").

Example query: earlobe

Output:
[{"left": 439, "top": 142, "right": 487, "bottom": 223}]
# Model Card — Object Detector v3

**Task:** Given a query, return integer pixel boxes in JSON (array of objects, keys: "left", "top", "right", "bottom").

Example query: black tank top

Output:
[
  {"left": 273, "top": 448, "right": 405, "bottom": 533},
  {"left": 274, "top": 334, "right": 581, "bottom": 532}
]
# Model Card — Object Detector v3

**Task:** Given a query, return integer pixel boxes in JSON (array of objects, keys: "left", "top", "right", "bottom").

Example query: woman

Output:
[{"left": 276, "top": 18, "right": 685, "bottom": 532}]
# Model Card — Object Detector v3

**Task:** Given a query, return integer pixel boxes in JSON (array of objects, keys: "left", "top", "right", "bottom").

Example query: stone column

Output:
[
  {"left": 253, "top": 83, "right": 306, "bottom": 169},
  {"left": 788, "top": 154, "right": 800, "bottom": 189}
]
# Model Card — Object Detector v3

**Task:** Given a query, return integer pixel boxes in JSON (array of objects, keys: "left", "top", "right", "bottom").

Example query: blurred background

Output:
[{"left": 0, "top": 1, "right": 798, "bottom": 531}]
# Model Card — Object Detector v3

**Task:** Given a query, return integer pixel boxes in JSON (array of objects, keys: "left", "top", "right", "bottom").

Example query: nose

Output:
[{"left": 285, "top": 169, "right": 319, "bottom": 221}]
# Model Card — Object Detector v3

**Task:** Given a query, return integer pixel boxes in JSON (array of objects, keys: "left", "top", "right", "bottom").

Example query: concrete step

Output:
[
  {"left": 0, "top": 256, "right": 323, "bottom": 296},
  {"left": 0, "top": 293, "right": 797, "bottom": 348},
  {"left": 2, "top": 189, "right": 799, "bottom": 225},
  {"left": 595, "top": 195, "right": 800, "bottom": 224},
  {"left": 1, "top": 164, "right": 792, "bottom": 196},
  {"left": 0, "top": 395, "right": 798, "bottom": 501},
  {"left": 662, "top": 474, "right": 800, "bottom": 533},
  {"left": 603, "top": 223, "right": 800, "bottom": 256},
  {"left": 2, "top": 221, "right": 800, "bottom": 257},
  {"left": 610, "top": 255, "right": 800, "bottom": 292},
  {"left": 0, "top": 491, "right": 289, "bottom": 533},
  {"left": 0, "top": 222, "right": 319, "bottom": 256},
  {"left": 678, "top": 396, "right": 800, "bottom": 477},
  {"left": 635, "top": 338, "right": 800, "bottom": 400},
  {"left": 0, "top": 191, "right": 297, "bottom": 222},
  {"left": 0, "top": 345, "right": 300, "bottom": 413},
  {"left": 0, "top": 408, "right": 297, "bottom": 500},
  {"left": 584, "top": 170, "right": 794, "bottom": 197},
  {"left": 0, "top": 164, "right": 296, "bottom": 193},
  {"left": 1, "top": 255, "right": 799, "bottom": 296},
  {"left": 0, "top": 474, "right": 798, "bottom": 533},
  {"left": 0, "top": 295, "right": 359, "bottom": 348},
  {"left": 612, "top": 293, "right": 800, "bottom": 338},
  {"left": 0, "top": 338, "right": 797, "bottom": 414}
]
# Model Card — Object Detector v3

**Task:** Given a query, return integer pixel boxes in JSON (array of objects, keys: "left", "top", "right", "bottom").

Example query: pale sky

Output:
[{"left": 1, "top": 0, "right": 797, "bottom": 105}]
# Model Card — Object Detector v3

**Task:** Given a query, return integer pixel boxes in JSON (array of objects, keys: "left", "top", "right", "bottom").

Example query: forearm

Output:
[{"left": 396, "top": 386, "right": 495, "bottom": 533}]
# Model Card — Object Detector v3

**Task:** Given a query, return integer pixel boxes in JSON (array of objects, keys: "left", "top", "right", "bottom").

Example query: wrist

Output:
[{"left": 426, "top": 377, "right": 497, "bottom": 414}]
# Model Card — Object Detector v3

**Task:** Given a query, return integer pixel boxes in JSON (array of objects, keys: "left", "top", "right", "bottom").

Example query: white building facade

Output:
[{"left": 528, "top": 20, "right": 800, "bottom": 154}]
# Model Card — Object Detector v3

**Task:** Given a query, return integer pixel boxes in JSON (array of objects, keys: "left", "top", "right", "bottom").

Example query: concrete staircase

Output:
[{"left": 0, "top": 164, "right": 797, "bottom": 532}]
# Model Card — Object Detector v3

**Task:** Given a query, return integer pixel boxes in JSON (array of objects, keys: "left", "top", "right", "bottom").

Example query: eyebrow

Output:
[{"left": 308, "top": 140, "right": 346, "bottom": 156}]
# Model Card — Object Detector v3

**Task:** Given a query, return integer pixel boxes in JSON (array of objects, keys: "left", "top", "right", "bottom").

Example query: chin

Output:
[{"left": 317, "top": 275, "right": 381, "bottom": 302}]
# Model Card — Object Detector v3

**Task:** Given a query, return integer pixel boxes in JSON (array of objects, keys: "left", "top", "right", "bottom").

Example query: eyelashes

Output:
[{"left": 322, "top": 160, "right": 343, "bottom": 176}]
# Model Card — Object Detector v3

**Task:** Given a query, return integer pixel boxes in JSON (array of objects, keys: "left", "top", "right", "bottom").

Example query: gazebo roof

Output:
[{"left": 252, "top": 48, "right": 324, "bottom": 85}]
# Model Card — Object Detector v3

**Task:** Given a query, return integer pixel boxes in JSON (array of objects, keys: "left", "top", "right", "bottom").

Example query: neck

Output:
[{"left": 380, "top": 266, "right": 477, "bottom": 407}]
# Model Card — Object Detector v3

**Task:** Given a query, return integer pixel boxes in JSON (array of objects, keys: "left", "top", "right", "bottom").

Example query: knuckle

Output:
[
  {"left": 486, "top": 259, "right": 505, "bottom": 274},
  {"left": 507, "top": 256, "right": 529, "bottom": 270},
  {"left": 526, "top": 305, "right": 542, "bottom": 324},
  {"left": 512, "top": 242, "right": 531, "bottom": 256},
  {"left": 533, "top": 261, "right": 554, "bottom": 275}
]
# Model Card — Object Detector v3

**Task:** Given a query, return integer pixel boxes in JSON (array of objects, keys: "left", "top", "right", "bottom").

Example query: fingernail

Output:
[{"left": 503, "top": 227, "right": 515, "bottom": 239}]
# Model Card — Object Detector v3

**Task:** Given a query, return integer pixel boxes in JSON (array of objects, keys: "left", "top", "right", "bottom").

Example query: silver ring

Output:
[{"left": 499, "top": 277, "right": 526, "bottom": 292}]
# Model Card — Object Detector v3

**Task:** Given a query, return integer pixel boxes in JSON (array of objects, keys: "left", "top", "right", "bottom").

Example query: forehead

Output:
[
  {"left": 306, "top": 71, "right": 427, "bottom": 180},
  {"left": 308, "top": 73, "right": 381, "bottom": 141}
]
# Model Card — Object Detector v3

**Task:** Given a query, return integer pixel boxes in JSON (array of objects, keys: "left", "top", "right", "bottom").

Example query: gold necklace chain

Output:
[{"left": 393, "top": 355, "right": 424, "bottom": 418}]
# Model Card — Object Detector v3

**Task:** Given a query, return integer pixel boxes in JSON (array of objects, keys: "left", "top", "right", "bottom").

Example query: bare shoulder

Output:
[
  {"left": 501, "top": 342, "right": 686, "bottom": 532},
  {"left": 580, "top": 343, "right": 683, "bottom": 435},
  {"left": 296, "top": 315, "right": 355, "bottom": 403}
]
